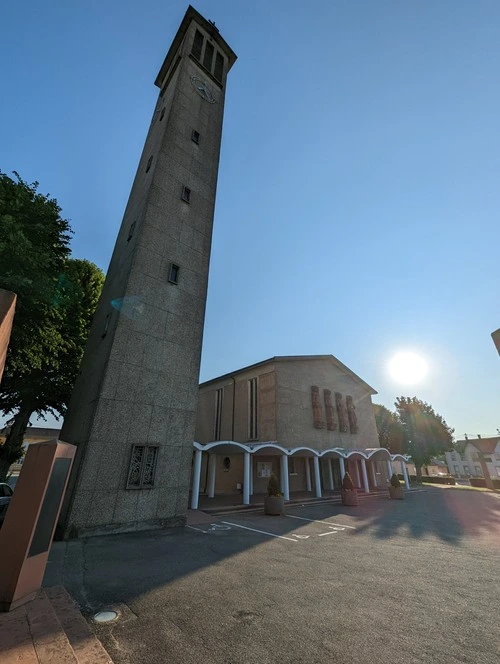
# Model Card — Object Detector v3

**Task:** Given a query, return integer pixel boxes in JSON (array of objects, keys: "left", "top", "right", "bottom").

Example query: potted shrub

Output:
[
  {"left": 389, "top": 473, "right": 404, "bottom": 500},
  {"left": 264, "top": 473, "right": 285, "bottom": 516},
  {"left": 341, "top": 472, "right": 358, "bottom": 506}
]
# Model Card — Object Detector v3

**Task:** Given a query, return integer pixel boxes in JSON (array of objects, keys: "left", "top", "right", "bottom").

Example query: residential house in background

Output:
[
  {"left": 0, "top": 427, "right": 61, "bottom": 472},
  {"left": 446, "top": 437, "right": 500, "bottom": 478}
]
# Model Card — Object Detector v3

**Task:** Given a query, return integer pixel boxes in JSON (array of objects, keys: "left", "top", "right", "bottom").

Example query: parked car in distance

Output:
[{"left": 0, "top": 482, "right": 13, "bottom": 527}]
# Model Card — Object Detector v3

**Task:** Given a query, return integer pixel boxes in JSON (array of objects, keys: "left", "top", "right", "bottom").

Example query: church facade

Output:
[{"left": 191, "top": 355, "right": 410, "bottom": 507}]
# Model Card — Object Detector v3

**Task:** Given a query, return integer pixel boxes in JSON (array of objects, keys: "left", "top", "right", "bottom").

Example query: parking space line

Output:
[
  {"left": 186, "top": 525, "right": 208, "bottom": 534},
  {"left": 285, "top": 515, "right": 356, "bottom": 529},
  {"left": 318, "top": 530, "right": 340, "bottom": 537},
  {"left": 221, "top": 521, "right": 299, "bottom": 542}
]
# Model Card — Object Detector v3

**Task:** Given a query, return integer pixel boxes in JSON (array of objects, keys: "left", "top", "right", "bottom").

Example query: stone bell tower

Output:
[{"left": 59, "top": 5, "right": 236, "bottom": 537}]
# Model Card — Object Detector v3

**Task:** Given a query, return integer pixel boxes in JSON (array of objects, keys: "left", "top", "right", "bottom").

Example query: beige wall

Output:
[
  {"left": 275, "top": 358, "right": 379, "bottom": 451},
  {"left": 195, "top": 357, "right": 379, "bottom": 453},
  {"left": 195, "top": 366, "right": 277, "bottom": 444}
]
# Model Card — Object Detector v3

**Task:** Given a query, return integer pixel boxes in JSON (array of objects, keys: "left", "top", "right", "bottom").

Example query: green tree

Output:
[
  {"left": 373, "top": 403, "right": 405, "bottom": 453},
  {"left": 0, "top": 172, "right": 104, "bottom": 480},
  {"left": 395, "top": 396, "right": 454, "bottom": 482}
]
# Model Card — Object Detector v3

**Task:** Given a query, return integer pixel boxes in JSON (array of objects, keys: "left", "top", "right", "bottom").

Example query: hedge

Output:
[
  {"left": 470, "top": 477, "right": 500, "bottom": 489},
  {"left": 397, "top": 474, "right": 456, "bottom": 486}
]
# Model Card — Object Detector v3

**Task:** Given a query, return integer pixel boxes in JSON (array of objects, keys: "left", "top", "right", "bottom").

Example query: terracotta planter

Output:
[
  {"left": 341, "top": 490, "right": 358, "bottom": 506},
  {"left": 389, "top": 486, "right": 404, "bottom": 500},
  {"left": 265, "top": 495, "right": 285, "bottom": 516}
]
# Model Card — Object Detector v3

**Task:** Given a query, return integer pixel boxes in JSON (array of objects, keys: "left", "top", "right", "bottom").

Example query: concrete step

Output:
[
  {"left": 44, "top": 586, "right": 113, "bottom": 664},
  {"left": 25, "top": 590, "right": 78, "bottom": 664}
]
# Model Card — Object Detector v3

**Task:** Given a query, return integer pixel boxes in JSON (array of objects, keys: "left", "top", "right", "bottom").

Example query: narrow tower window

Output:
[
  {"left": 168, "top": 263, "right": 180, "bottom": 284},
  {"left": 127, "top": 221, "right": 136, "bottom": 242},
  {"left": 192, "top": 29, "right": 204, "bottom": 60},
  {"left": 159, "top": 108, "right": 165, "bottom": 121},
  {"left": 146, "top": 156, "right": 153, "bottom": 173},
  {"left": 203, "top": 42, "right": 214, "bottom": 72},
  {"left": 191, "top": 129, "right": 200, "bottom": 144},
  {"left": 181, "top": 186, "right": 191, "bottom": 203},
  {"left": 214, "top": 52, "right": 224, "bottom": 82}
]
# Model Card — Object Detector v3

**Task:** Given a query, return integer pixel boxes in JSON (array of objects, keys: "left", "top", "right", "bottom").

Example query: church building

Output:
[{"left": 191, "top": 355, "right": 410, "bottom": 507}]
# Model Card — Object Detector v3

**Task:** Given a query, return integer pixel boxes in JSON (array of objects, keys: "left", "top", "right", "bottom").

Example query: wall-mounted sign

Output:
[{"left": 257, "top": 462, "right": 272, "bottom": 479}]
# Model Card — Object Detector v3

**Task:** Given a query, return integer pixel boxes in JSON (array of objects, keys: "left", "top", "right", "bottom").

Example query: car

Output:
[{"left": 0, "top": 482, "right": 13, "bottom": 527}]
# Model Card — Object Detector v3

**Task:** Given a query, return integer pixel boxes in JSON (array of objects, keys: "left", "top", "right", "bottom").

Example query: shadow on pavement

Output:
[{"left": 354, "top": 486, "right": 500, "bottom": 544}]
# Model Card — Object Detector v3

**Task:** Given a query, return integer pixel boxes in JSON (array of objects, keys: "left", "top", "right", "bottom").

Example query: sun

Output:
[{"left": 388, "top": 351, "right": 428, "bottom": 385}]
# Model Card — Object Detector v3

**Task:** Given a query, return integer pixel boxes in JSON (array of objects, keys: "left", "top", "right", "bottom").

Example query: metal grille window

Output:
[
  {"left": 126, "top": 445, "right": 159, "bottom": 489},
  {"left": 214, "top": 52, "right": 224, "bottom": 82},
  {"left": 214, "top": 388, "right": 223, "bottom": 440},
  {"left": 203, "top": 41, "right": 214, "bottom": 72},
  {"left": 192, "top": 29, "right": 204, "bottom": 60},
  {"left": 248, "top": 377, "right": 258, "bottom": 440}
]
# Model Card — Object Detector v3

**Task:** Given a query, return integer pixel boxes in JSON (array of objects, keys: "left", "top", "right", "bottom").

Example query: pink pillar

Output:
[{"left": 0, "top": 440, "right": 75, "bottom": 611}]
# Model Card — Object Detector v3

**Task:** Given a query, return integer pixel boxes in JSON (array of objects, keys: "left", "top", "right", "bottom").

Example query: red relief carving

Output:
[
  {"left": 311, "top": 385, "right": 325, "bottom": 429},
  {"left": 335, "top": 392, "right": 349, "bottom": 433},
  {"left": 323, "top": 389, "right": 337, "bottom": 431},
  {"left": 346, "top": 395, "right": 358, "bottom": 434}
]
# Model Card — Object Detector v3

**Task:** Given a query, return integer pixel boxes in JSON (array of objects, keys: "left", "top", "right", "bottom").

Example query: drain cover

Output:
[{"left": 93, "top": 610, "right": 118, "bottom": 623}]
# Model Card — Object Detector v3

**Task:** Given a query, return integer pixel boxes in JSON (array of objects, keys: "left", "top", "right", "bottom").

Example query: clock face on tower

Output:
[{"left": 190, "top": 75, "right": 217, "bottom": 103}]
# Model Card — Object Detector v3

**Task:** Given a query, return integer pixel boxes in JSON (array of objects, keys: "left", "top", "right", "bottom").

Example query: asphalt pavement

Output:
[{"left": 45, "top": 487, "right": 500, "bottom": 664}]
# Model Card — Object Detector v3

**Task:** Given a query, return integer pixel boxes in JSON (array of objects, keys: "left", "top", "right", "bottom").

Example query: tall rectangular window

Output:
[
  {"left": 192, "top": 29, "right": 204, "bottom": 60},
  {"left": 214, "top": 388, "right": 223, "bottom": 440},
  {"left": 214, "top": 52, "right": 224, "bottom": 82},
  {"left": 248, "top": 377, "right": 258, "bottom": 440},
  {"left": 203, "top": 41, "right": 214, "bottom": 72}
]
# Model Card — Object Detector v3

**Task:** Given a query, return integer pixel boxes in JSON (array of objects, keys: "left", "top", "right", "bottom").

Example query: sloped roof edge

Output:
[{"left": 199, "top": 355, "right": 377, "bottom": 394}]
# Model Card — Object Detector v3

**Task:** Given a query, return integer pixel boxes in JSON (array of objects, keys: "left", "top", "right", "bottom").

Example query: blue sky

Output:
[{"left": 1, "top": 1, "right": 499, "bottom": 437}]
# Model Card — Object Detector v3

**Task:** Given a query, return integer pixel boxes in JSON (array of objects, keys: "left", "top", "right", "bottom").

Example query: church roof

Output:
[{"left": 200, "top": 355, "right": 378, "bottom": 395}]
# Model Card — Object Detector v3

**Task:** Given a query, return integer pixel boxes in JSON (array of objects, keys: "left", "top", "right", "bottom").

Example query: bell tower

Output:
[{"left": 59, "top": 6, "right": 236, "bottom": 537}]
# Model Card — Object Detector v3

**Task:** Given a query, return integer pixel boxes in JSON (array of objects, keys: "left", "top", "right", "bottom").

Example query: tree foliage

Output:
[
  {"left": 394, "top": 396, "right": 454, "bottom": 482},
  {"left": 0, "top": 172, "right": 104, "bottom": 479},
  {"left": 373, "top": 403, "right": 405, "bottom": 454}
]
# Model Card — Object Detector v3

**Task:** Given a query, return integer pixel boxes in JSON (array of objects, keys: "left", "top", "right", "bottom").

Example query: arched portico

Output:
[{"left": 190, "top": 442, "right": 411, "bottom": 508}]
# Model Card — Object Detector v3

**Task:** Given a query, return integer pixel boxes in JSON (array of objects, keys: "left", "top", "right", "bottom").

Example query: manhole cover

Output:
[{"left": 93, "top": 610, "right": 119, "bottom": 623}]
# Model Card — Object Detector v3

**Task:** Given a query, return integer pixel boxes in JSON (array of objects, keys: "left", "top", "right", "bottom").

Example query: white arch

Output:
[
  {"left": 288, "top": 446, "right": 320, "bottom": 457},
  {"left": 251, "top": 442, "right": 289, "bottom": 456},
  {"left": 318, "top": 448, "right": 348, "bottom": 459},
  {"left": 364, "top": 448, "right": 392, "bottom": 460},
  {"left": 344, "top": 449, "right": 369, "bottom": 460},
  {"left": 391, "top": 453, "right": 410, "bottom": 462},
  {"left": 195, "top": 440, "right": 253, "bottom": 453}
]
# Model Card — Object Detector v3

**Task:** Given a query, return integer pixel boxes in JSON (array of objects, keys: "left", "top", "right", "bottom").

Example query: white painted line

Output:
[
  {"left": 221, "top": 521, "right": 299, "bottom": 542},
  {"left": 318, "top": 530, "right": 340, "bottom": 537},
  {"left": 286, "top": 514, "right": 356, "bottom": 529},
  {"left": 186, "top": 525, "right": 208, "bottom": 534}
]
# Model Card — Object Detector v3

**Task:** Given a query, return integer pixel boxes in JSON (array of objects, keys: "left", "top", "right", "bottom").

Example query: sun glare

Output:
[{"left": 388, "top": 351, "right": 428, "bottom": 385}]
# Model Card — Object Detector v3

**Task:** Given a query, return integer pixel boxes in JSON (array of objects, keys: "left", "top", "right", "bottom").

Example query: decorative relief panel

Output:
[
  {"left": 323, "top": 389, "right": 337, "bottom": 431},
  {"left": 311, "top": 386, "right": 325, "bottom": 429},
  {"left": 335, "top": 392, "right": 349, "bottom": 433},
  {"left": 126, "top": 445, "right": 159, "bottom": 489},
  {"left": 346, "top": 395, "right": 358, "bottom": 434}
]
